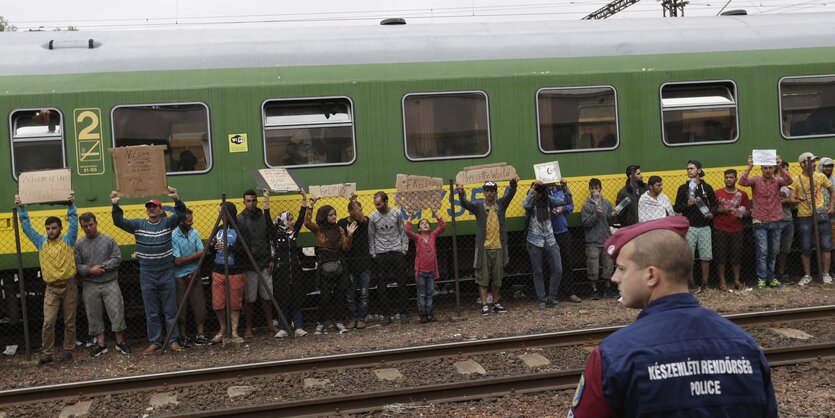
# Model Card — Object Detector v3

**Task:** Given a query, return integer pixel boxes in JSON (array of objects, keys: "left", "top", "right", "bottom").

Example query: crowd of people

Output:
[{"left": 14, "top": 151, "right": 835, "bottom": 365}]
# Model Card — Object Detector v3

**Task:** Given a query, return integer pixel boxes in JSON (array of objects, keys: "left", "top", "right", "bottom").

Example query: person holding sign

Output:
[
  {"left": 268, "top": 189, "right": 309, "bottom": 338},
  {"left": 673, "top": 160, "right": 717, "bottom": 292},
  {"left": 405, "top": 210, "right": 446, "bottom": 323},
  {"left": 738, "top": 154, "right": 793, "bottom": 289},
  {"left": 569, "top": 217, "right": 777, "bottom": 417},
  {"left": 111, "top": 187, "right": 186, "bottom": 353},
  {"left": 457, "top": 178, "right": 519, "bottom": 316},
  {"left": 16, "top": 192, "right": 78, "bottom": 364},
  {"left": 523, "top": 180, "right": 572, "bottom": 309}
]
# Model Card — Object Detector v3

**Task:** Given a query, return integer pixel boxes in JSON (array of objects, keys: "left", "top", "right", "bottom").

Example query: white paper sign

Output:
[
  {"left": 752, "top": 149, "right": 777, "bottom": 166},
  {"left": 533, "top": 161, "right": 562, "bottom": 183}
]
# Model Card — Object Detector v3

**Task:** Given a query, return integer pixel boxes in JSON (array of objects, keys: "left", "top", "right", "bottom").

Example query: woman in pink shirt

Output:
[{"left": 405, "top": 210, "right": 446, "bottom": 323}]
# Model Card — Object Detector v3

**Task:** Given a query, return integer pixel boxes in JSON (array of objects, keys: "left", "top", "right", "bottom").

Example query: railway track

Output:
[{"left": 1, "top": 305, "right": 832, "bottom": 410}]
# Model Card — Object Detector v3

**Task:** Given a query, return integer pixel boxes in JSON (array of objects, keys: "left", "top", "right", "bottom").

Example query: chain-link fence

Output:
[{"left": 2, "top": 163, "right": 830, "bottom": 355}]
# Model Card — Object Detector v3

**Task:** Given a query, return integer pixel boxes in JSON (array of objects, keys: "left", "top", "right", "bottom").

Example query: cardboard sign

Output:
[
  {"left": 752, "top": 149, "right": 777, "bottom": 166},
  {"left": 18, "top": 168, "right": 73, "bottom": 205},
  {"left": 248, "top": 168, "right": 304, "bottom": 193},
  {"left": 533, "top": 161, "right": 562, "bottom": 184},
  {"left": 395, "top": 190, "right": 444, "bottom": 212},
  {"left": 396, "top": 174, "right": 444, "bottom": 192},
  {"left": 109, "top": 145, "right": 169, "bottom": 198},
  {"left": 309, "top": 183, "right": 356, "bottom": 199},
  {"left": 455, "top": 163, "right": 517, "bottom": 185}
]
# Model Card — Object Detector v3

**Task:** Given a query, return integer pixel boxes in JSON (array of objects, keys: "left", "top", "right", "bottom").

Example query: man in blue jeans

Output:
[
  {"left": 111, "top": 187, "right": 187, "bottom": 353},
  {"left": 338, "top": 195, "right": 372, "bottom": 329}
]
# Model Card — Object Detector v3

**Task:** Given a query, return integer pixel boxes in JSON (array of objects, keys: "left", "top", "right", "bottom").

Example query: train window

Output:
[
  {"left": 263, "top": 97, "right": 355, "bottom": 168},
  {"left": 403, "top": 91, "right": 490, "bottom": 160},
  {"left": 9, "top": 108, "right": 66, "bottom": 179},
  {"left": 780, "top": 75, "right": 835, "bottom": 139},
  {"left": 660, "top": 81, "right": 738, "bottom": 146},
  {"left": 537, "top": 86, "right": 618, "bottom": 153},
  {"left": 111, "top": 103, "right": 211, "bottom": 174}
]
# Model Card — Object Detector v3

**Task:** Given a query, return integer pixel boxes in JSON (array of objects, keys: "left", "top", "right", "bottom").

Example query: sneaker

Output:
[
  {"left": 400, "top": 314, "right": 409, "bottom": 324},
  {"left": 493, "top": 303, "right": 508, "bottom": 313},
  {"left": 757, "top": 278, "right": 766, "bottom": 289},
  {"left": 115, "top": 342, "right": 131, "bottom": 354},
  {"left": 335, "top": 322, "right": 349, "bottom": 334},
  {"left": 419, "top": 315, "right": 428, "bottom": 324},
  {"left": 546, "top": 297, "right": 560, "bottom": 307},
  {"left": 568, "top": 294, "right": 582, "bottom": 303},
  {"left": 798, "top": 275, "right": 813, "bottom": 286},
  {"left": 355, "top": 320, "right": 366, "bottom": 330},
  {"left": 481, "top": 304, "right": 490, "bottom": 317},
  {"left": 779, "top": 274, "right": 792, "bottom": 283},
  {"left": 823, "top": 274, "right": 833, "bottom": 284},
  {"left": 604, "top": 287, "right": 620, "bottom": 299},
  {"left": 381, "top": 316, "right": 392, "bottom": 326},
  {"left": 168, "top": 342, "right": 184, "bottom": 352},
  {"left": 89, "top": 344, "right": 108, "bottom": 357},
  {"left": 177, "top": 337, "right": 192, "bottom": 349},
  {"left": 84, "top": 337, "right": 97, "bottom": 348},
  {"left": 193, "top": 334, "right": 210, "bottom": 346},
  {"left": 590, "top": 289, "right": 600, "bottom": 301},
  {"left": 38, "top": 355, "right": 53, "bottom": 365},
  {"left": 275, "top": 329, "right": 289, "bottom": 338},
  {"left": 538, "top": 302, "right": 546, "bottom": 310},
  {"left": 314, "top": 323, "right": 325, "bottom": 335},
  {"left": 62, "top": 351, "right": 73, "bottom": 361},
  {"left": 427, "top": 314, "right": 436, "bottom": 322},
  {"left": 768, "top": 278, "right": 782, "bottom": 288},
  {"left": 294, "top": 328, "right": 308, "bottom": 337}
]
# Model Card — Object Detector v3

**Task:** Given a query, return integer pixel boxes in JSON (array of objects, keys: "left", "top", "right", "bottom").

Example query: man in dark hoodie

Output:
[
  {"left": 614, "top": 165, "right": 648, "bottom": 227},
  {"left": 674, "top": 160, "right": 717, "bottom": 291},
  {"left": 238, "top": 189, "right": 278, "bottom": 338}
]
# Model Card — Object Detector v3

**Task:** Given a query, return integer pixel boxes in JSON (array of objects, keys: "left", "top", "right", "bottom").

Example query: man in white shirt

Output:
[{"left": 638, "top": 176, "right": 676, "bottom": 223}]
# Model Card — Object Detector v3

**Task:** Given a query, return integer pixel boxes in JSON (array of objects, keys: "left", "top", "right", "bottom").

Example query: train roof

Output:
[{"left": 1, "top": 13, "right": 834, "bottom": 77}]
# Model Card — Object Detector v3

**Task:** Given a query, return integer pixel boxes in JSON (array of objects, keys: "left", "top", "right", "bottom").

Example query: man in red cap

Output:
[{"left": 569, "top": 217, "right": 776, "bottom": 417}]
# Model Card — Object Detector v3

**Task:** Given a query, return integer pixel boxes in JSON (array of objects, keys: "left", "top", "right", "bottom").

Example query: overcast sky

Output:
[{"left": 2, "top": 0, "right": 831, "bottom": 31}]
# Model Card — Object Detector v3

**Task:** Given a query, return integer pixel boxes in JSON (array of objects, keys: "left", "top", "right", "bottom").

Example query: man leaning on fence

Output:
[
  {"left": 75, "top": 212, "right": 129, "bottom": 357},
  {"left": 111, "top": 187, "right": 186, "bottom": 353},
  {"left": 457, "top": 178, "right": 518, "bottom": 316},
  {"left": 171, "top": 208, "right": 210, "bottom": 346},
  {"left": 16, "top": 192, "right": 78, "bottom": 365}
]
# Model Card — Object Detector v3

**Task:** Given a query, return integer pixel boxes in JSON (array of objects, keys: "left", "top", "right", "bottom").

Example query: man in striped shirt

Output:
[{"left": 111, "top": 187, "right": 187, "bottom": 353}]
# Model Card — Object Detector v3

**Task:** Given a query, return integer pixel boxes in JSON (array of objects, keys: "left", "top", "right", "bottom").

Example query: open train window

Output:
[
  {"left": 402, "top": 91, "right": 490, "bottom": 160},
  {"left": 661, "top": 81, "right": 738, "bottom": 146},
  {"left": 537, "top": 86, "right": 618, "bottom": 153},
  {"left": 262, "top": 97, "right": 355, "bottom": 168},
  {"left": 111, "top": 103, "right": 212, "bottom": 174},
  {"left": 779, "top": 75, "right": 835, "bottom": 139},
  {"left": 9, "top": 108, "right": 66, "bottom": 180}
]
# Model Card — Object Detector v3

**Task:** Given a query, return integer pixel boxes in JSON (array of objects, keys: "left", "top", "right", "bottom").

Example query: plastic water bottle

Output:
[
  {"left": 689, "top": 179, "right": 698, "bottom": 200},
  {"left": 614, "top": 196, "right": 631, "bottom": 212}
]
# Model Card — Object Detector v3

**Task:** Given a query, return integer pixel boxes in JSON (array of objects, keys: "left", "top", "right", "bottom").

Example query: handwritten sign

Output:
[
  {"left": 109, "top": 145, "right": 168, "bottom": 198},
  {"left": 752, "top": 149, "right": 777, "bottom": 166},
  {"left": 396, "top": 174, "right": 444, "bottom": 192},
  {"left": 309, "top": 183, "right": 356, "bottom": 199},
  {"left": 395, "top": 190, "right": 444, "bottom": 212},
  {"left": 248, "top": 168, "right": 304, "bottom": 193},
  {"left": 18, "top": 168, "right": 73, "bottom": 205},
  {"left": 455, "top": 163, "right": 517, "bottom": 185},
  {"left": 534, "top": 161, "right": 562, "bottom": 184}
]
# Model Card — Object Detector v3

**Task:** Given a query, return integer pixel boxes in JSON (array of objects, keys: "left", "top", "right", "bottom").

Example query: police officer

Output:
[{"left": 569, "top": 216, "right": 777, "bottom": 417}]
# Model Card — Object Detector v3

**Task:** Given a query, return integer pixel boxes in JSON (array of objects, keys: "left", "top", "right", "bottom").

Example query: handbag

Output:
[{"left": 320, "top": 260, "right": 343, "bottom": 278}]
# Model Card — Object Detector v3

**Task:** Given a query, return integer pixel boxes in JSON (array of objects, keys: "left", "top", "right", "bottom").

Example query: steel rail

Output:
[
  {"left": 168, "top": 342, "right": 835, "bottom": 417},
  {"left": 1, "top": 305, "right": 832, "bottom": 406}
]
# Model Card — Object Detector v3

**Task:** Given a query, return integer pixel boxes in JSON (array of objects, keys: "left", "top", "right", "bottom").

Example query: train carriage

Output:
[{"left": 1, "top": 13, "right": 834, "bottom": 324}]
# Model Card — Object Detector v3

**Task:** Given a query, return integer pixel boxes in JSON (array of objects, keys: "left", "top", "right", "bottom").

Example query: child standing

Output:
[
  {"left": 405, "top": 210, "right": 446, "bottom": 323},
  {"left": 580, "top": 178, "right": 616, "bottom": 300}
]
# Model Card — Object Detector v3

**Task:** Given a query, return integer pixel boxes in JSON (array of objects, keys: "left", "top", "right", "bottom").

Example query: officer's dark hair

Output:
[
  {"left": 374, "top": 191, "right": 388, "bottom": 203},
  {"left": 648, "top": 176, "right": 662, "bottom": 187},
  {"left": 724, "top": 169, "right": 737, "bottom": 177},
  {"left": 629, "top": 230, "right": 693, "bottom": 285},
  {"left": 79, "top": 212, "right": 97, "bottom": 223},
  {"left": 45, "top": 216, "right": 62, "bottom": 229},
  {"left": 243, "top": 189, "right": 258, "bottom": 199},
  {"left": 588, "top": 178, "right": 602, "bottom": 189}
]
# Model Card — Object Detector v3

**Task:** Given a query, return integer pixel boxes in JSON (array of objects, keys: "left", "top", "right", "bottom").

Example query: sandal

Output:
[
  {"left": 211, "top": 333, "right": 224, "bottom": 344},
  {"left": 569, "top": 294, "right": 582, "bottom": 303}
]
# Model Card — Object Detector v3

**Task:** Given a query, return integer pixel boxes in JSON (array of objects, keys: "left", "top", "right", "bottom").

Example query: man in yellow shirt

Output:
[
  {"left": 795, "top": 152, "right": 835, "bottom": 286},
  {"left": 16, "top": 192, "right": 78, "bottom": 365}
]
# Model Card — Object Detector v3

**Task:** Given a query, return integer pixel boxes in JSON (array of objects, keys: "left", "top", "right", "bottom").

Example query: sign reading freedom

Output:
[
  {"left": 109, "top": 145, "right": 169, "bottom": 198},
  {"left": 18, "top": 168, "right": 73, "bottom": 205},
  {"left": 395, "top": 174, "right": 444, "bottom": 211}
]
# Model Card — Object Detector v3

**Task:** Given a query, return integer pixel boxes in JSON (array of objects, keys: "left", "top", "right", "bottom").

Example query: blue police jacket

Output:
[{"left": 569, "top": 292, "right": 777, "bottom": 417}]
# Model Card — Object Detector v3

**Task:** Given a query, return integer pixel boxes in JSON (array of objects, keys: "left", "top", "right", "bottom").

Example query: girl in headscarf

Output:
[
  {"left": 304, "top": 196, "right": 357, "bottom": 335},
  {"left": 265, "top": 188, "right": 308, "bottom": 338}
]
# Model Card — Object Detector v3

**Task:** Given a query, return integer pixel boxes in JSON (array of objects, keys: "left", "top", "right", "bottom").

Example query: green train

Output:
[{"left": 2, "top": 13, "right": 835, "bottom": 320}]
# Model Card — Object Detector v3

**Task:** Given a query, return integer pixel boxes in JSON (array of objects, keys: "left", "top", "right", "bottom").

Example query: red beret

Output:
[{"left": 604, "top": 216, "right": 689, "bottom": 260}]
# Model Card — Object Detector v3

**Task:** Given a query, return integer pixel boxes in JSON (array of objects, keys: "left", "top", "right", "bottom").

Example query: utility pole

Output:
[
  {"left": 662, "top": 0, "right": 688, "bottom": 17},
  {"left": 582, "top": 0, "right": 641, "bottom": 20}
]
